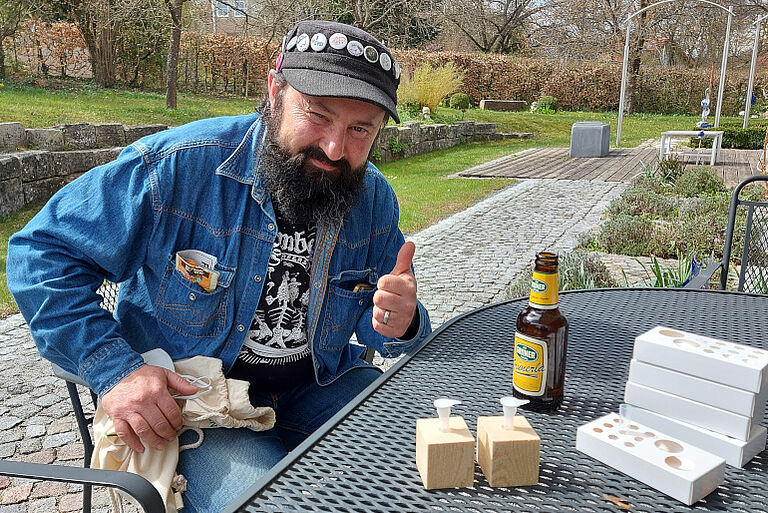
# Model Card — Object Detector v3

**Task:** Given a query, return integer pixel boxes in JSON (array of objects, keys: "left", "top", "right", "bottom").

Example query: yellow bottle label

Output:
[
  {"left": 529, "top": 270, "right": 558, "bottom": 307},
  {"left": 513, "top": 332, "right": 548, "bottom": 397}
]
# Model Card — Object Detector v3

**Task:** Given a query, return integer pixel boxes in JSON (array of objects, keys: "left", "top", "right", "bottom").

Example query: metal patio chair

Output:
[
  {"left": 686, "top": 174, "right": 768, "bottom": 292},
  {"left": 0, "top": 459, "right": 163, "bottom": 513}
]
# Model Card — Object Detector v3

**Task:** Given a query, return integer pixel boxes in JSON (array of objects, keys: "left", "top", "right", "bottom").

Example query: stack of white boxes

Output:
[
  {"left": 576, "top": 325, "right": 768, "bottom": 505},
  {"left": 623, "top": 326, "right": 768, "bottom": 468}
]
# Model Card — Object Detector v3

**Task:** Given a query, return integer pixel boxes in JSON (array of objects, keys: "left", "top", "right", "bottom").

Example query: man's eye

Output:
[{"left": 351, "top": 126, "right": 368, "bottom": 135}]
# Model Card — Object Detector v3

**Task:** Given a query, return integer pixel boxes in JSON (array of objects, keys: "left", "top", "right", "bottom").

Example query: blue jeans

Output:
[{"left": 176, "top": 366, "right": 382, "bottom": 513}]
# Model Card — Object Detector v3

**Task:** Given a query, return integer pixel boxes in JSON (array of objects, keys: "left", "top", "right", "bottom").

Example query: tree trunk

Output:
[
  {"left": 0, "top": 40, "right": 5, "bottom": 80},
  {"left": 626, "top": 0, "right": 647, "bottom": 114},
  {"left": 165, "top": 0, "right": 184, "bottom": 109}
]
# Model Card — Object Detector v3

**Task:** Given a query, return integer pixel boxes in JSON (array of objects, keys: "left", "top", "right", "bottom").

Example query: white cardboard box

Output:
[
  {"left": 576, "top": 413, "right": 725, "bottom": 505},
  {"left": 622, "top": 403, "right": 767, "bottom": 468},
  {"left": 628, "top": 359, "right": 768, "bottom": 418},
  {"left": 633, "top": 326, "right": 768, "bottom": 393},
  {"left": 624, "top": 381, "right": 754, "bottom": 440}
]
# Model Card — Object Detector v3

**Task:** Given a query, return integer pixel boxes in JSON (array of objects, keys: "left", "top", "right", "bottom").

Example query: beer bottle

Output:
[{"left": 512, "top": 251, "right": 568, "bottom": 411}]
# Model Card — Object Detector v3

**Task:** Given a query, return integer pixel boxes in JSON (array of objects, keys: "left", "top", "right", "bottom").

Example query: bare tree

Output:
[
  {"left": 165, "top": 0, "right": 184, "bottom": 108},
  {"left": 442, "top": 0, "right": 544, "bottom": 53}
]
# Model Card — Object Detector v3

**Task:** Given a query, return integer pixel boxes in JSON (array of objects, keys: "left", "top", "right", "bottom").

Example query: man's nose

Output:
[{"left": 319, "top": 126, "right": 346, "bottom": 162}]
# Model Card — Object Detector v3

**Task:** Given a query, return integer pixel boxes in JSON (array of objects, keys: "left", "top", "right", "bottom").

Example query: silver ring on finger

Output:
[{"left": 382, "top": 310, "right": 391, "bottom": 325}]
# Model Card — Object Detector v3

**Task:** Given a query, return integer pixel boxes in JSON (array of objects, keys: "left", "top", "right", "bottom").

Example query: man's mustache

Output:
[{"left": 296, "top": 146, "right": 352, "bottom": 177}]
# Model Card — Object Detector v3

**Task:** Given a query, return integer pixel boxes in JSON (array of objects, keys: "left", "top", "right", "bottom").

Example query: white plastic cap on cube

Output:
[
  {"left": 500, "top": 396, "right": 529, "bottom": 429},
  {"left": 433, "top": 398, "right": 462, "bottom": 432}
]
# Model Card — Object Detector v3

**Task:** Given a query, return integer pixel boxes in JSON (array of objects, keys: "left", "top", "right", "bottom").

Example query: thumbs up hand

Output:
[{"left": 373, "top": 241, "right": 419, "bottom": 338}]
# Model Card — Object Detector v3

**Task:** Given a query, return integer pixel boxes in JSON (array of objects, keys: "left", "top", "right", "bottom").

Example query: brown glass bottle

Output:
[{"left": 512, "top": 251, "right": 568, "bottom": 412}]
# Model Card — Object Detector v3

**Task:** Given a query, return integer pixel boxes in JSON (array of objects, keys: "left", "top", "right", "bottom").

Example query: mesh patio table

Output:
[{"left": 224, "top": 288, "right": 768, "bottom": 513}]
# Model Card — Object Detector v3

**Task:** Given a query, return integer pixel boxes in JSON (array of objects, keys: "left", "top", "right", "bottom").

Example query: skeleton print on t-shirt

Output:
[{"left": 236, "top": 215, "right": 316, "bottom": 370}]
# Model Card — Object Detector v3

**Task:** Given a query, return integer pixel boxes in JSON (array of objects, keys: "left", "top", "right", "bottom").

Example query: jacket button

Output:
[
  {"left": 237, "top": 324, "right": 245, "bottom": 332},
  {"left": 314, "top": 282, "right": 321, "bottom": 289},
  {"left": 254, "top": 275, "right": 262, "bottom": 282},
  {"left": 188, "top": 293, "right": 196, "bottom": 301},
  {"left": 268, "top": 223, "right": 275, "bottom": 231}
]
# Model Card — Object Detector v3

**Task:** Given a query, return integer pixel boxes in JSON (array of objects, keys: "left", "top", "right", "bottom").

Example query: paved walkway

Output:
[{"left": 0, "top": 178, "right": 627, "bottom": 512}]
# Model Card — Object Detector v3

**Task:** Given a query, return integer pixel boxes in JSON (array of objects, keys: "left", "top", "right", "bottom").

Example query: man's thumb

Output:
[
  {"left": 391, "top": 241, "right": 415, "bottom": 275},
  {"left": 165, "top": 369, "right": 198, "bottom": 395}
]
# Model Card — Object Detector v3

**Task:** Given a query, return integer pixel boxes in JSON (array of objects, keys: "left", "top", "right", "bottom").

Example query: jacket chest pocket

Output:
[
  {"left": 155, "top": 258, "right": 236, "bottom": 339},
  {"left": 320, "top": 268, "right": 377, "bottom": 351}
]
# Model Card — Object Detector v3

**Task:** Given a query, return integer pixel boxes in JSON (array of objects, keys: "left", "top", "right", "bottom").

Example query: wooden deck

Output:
[{"left": 459, "top": 147, "right": 764, "bottom": 188}]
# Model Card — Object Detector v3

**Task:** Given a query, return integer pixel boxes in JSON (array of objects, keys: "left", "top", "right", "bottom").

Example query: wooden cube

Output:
[
  {"left": 415, "top": 416, "right": 475, "bottom": 489},
  {"left": 477, "top": 415, "right": 540, "bottom": 487}
]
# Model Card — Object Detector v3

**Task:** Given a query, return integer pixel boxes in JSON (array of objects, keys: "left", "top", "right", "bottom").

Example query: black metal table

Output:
[{"left": 225, "top": 288, "right": 768, "bottom": 512}]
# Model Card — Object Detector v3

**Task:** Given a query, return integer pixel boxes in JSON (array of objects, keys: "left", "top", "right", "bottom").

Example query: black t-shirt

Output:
[{"left": 228, "top": 210, "right": 316, "bottom": 391}]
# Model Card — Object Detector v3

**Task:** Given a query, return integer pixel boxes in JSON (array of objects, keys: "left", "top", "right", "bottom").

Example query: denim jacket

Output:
[{"left": 7, "top": 114, "right": 431, "bottom": 397}]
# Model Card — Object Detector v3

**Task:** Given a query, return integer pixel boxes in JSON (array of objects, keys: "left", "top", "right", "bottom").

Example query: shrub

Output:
[
  {"left": 596, "top": 214, "right": 657, "bottom": 256},
  {"left": 397, "top": 61, "right": 465, "bottom": 115},
  {"left": 655, "top": 155, "right": 685, "bottom": 184},
  {"left": 674, "top": 166, "right": 727, "bottom": 197},
  {"left": 537, "top": 95, "right": 558, "bottom": 112},
  {"left": 606, "top": 188, "right": 679, "bottom": 218},
  {"left": 449, "top": 93, "right": 471, "bottom": 110},
  {"left": 506, "top": 250, "right": 618, "bottom": 299}
]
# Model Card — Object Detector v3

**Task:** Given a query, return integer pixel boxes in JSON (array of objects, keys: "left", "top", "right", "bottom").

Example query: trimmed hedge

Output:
[{"left": 689, "top": 121, "right": 768, "bottom": 149}]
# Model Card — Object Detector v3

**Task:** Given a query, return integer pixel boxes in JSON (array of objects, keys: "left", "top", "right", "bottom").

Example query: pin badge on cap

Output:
[
  {"left": 296, "top": 33, "right": 310, "bottom": 52},
  {"left": 286, "top": 35, "right": 297, "bottom": 51},
  {"left": 364, "top": 45, "right": 379, "bottom": 63},
  {"left": 347, "top": 40, "right": 364, "bottom": 57},
  {"left": 281, "top": 35, "right": 287, "bottom": 52},
  {"left": 310, "top": 33, "right": 327, "bottom": 52},
  {"left": 379, "top": 52, "right": 392, "bottom": 71},
  {"left": 393, "top": 60, "right": 401, "bottom": 80},
  {"left": 329, "top": 33, "right": 347, "bottom": 50}
]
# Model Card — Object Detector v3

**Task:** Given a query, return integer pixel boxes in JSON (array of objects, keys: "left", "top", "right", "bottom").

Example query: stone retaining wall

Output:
[
  {"left": 0, "top": 122, "right": 168, "bottom": 217},
  {"left": 0, "top": 120, "right": 532, "bottom": 217},
  {"left": 373, "top": 121, "right": 531, "bottom": 163}
]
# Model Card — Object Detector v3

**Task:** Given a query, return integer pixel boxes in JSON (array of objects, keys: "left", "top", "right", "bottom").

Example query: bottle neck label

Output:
[
  {"left": 529, "top": 270, "right": 558, "bottom": 308},
  {"left": 513, "top": 332, "right": 548, "bottom": 397}
]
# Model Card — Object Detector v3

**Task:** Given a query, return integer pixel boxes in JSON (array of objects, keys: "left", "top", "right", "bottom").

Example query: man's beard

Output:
[{"left": 257, "top": 102, "right": 368, "bottom": 226}]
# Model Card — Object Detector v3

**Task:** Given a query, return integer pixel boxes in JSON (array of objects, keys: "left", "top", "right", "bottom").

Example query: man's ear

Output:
[{"left": 267, "top": 70, "right": 279, "bottom": 112}]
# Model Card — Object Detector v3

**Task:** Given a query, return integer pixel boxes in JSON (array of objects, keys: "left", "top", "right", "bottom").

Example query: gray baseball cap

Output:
[{"left": 277, "top": 20, "right": 401, "bottom": 123}]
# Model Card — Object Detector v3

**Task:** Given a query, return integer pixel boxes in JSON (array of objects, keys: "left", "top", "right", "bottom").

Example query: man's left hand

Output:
[{"left": 373, "top": 241, "right": 418, "bottom": 338}]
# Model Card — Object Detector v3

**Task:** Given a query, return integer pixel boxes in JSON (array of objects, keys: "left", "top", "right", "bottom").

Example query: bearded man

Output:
[{"left": 7, "top": 19, "right": 431, "bottom": 512}]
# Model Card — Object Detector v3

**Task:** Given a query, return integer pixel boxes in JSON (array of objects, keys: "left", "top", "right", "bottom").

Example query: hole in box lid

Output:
[
  {"left": 655, "top": 440, "right": 683, "bottom": 453},
  {"left": 665, "top": 456, "right": 695, "bottom": 471},
  {"left": 673, "top": 338, "right": 700, "bottom": 349},
  {"left": 660, "top": 329, "right": 684, "bottom": 337}
]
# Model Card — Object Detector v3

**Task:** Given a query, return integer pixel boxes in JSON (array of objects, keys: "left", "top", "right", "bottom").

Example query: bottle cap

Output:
[
  {"left": 433, "top": 398, "right": 462, "bottom": 432},
  {"left": 500, "top": 396, "right": 528, "bottom": 429}
]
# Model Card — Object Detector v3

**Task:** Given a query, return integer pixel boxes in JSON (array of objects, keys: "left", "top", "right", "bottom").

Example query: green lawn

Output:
[
  {"left": 0, "top": 81, "right": 256, "bottom": 127},
  {"left": 0, "top": 206, "right": 42, "bottom": 317}
]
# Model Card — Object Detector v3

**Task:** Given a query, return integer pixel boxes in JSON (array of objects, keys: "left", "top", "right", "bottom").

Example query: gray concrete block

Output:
[
  {"left": 23, "top": 177, "right": 68, "bottom": 207},
  {"left": 480, "top": 99, "right": 527, "bottom": 112},
  {"left": 570, "top": 121, "right": 610, "bottom": 157},
  {"left": 0, "top": 122, "right": 26, "bottom": 153},
  {"left": 58, "top": 123, "right": 96, "bottom": 150},
  {"left": 25, "top": 129, "right": 64, "bottom": 151},
  {"left": 94, "top": 123, "right": 126, "bottom": 147},
  {"left": 0, "top": 155, "right": 21, "bottom": 181},
  {"left": 124, "top": 124, "right": 168, "bottom": 143},
  {"left": 436, "top": 138, "right": 455, "bottom": 150},
  {"left": 0, "top": 178, "right": 24, "bottom": 217},
  {"left": 15, "top": 151, "right": 54, "bottom": 182}
]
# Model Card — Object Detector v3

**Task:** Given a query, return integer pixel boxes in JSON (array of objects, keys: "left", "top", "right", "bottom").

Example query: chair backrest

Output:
[{"left": 720, "top": 175, "right": 768, "bottom": 292}]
